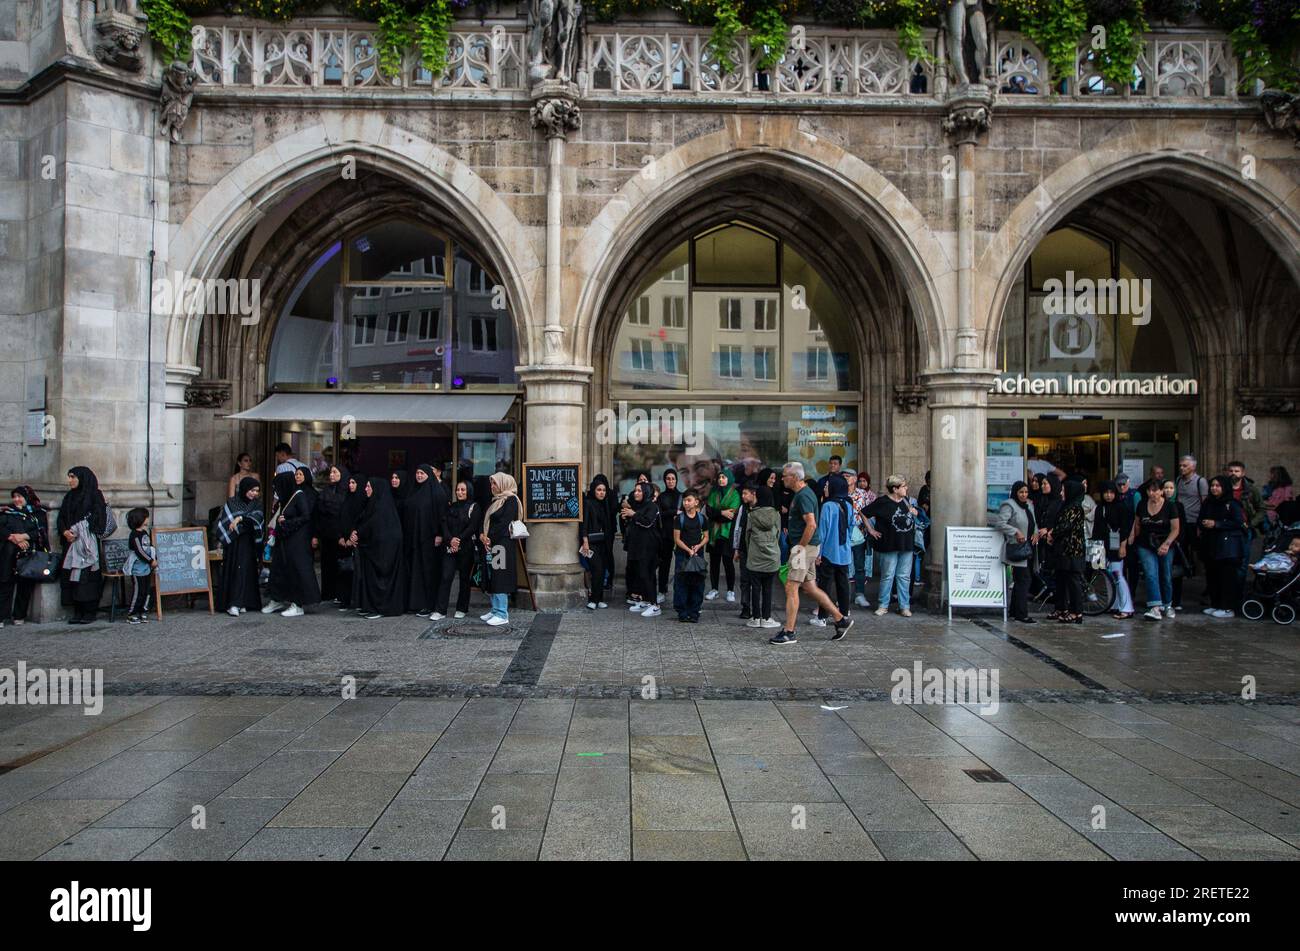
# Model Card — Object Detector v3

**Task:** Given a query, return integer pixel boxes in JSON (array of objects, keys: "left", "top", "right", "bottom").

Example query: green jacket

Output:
[
  {"left": 745, "top": 506, "right": 781, "bottom": 573},
  {"left": 707, "top": 485, "right": 740, "bottom": 543},
  {"left": 1238, "top": 480, "right": 1266, "bottom": 530}
]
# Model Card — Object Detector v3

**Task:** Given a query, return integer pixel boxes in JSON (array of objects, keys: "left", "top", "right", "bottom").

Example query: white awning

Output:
[{"left": 224, "top": 392, "right": 515, "bottom": 423}]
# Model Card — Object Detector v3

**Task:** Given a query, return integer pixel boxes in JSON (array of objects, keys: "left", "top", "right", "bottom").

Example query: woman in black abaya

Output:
[
  {"left": 335, "top": 474, "right": 366, "bottom": 610},
  {"left": 353, "top": 477, "right": 406, "bottom": 619},
  {"left": 57, "top": 466, "right": 107, "bottom": 624},
  {"left": 314, "top": 464, "right": 350, "bottom": 603},
  {"left": 433, "top": 479, "right": 477, "bottom": 620},
  {"left": 217, "top": 477, "right": 264, "bottom": 615},
  {"left": 404, "top": 464, "right": 441, "bottom": 616},
  {"left": 263, "top": 467, "right": 320, "bottom": 616}
]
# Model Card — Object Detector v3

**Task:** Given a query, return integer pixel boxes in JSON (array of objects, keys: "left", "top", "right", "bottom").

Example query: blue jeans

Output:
[
  {"left": 851, "top": 543, "right": 872, "bottom": 595},
  {"left": 1136, "top": 545, "right": 1173, "bottom": 608},
  {"left": 672, "top": 554, "right": 705, "bottom": 619},
  {"left": 876, "top": 549, "right": 910, "bottom": 611},
  {"left": 490, "top": 593, "right": 509, "bottom": 619}
]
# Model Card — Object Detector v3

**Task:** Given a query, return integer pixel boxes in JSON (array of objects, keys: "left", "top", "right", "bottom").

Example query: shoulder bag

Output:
[{"left": 16, "top": 549, "right": 61, "bottom": 582}]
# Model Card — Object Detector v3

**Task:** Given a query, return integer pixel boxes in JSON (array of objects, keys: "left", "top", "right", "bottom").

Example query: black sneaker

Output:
[
  {"left": 769, "top": 631, "right": 798, "bottom": 645},
  {"left": 830, "top": 616, "right": 854, "bottom": 641},
  {"left": 738, "top": 610, "right": 752, "bottom": 620},
  {"left": 128, "top": 615, "right": 142, "bottom": 625}
]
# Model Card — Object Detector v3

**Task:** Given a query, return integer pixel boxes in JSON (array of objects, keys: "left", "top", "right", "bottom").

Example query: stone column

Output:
[
  {"left": 164, "top": 364, "right": 200, "bottom": 504},
  {"left": 920, "top": 369, "right": 1000, "bottom": 605},
  {"left": 943, "top": 86, "right": 993, "bottom": 370},
  {"left": 517, "top": 366, "right": 593, "bottom": 608}
]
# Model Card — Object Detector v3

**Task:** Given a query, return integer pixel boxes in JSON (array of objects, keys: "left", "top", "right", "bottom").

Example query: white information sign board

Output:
[{"left": 946, "top": 526, "right": 1007, "bottom": 623}]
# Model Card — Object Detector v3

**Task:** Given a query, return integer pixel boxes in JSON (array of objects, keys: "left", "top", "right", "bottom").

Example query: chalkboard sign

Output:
[
  {"left": 522, "top": 462, "right": 582, "bottom": 522},
  {"left": 151, "top": 526, "right": 214, "bottom": 618},
  {"left": 100, "top": 538, "right": 130, "bottom": 575}
]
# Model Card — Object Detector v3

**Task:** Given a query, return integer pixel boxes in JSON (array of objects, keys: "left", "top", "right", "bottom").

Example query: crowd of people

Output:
[
  {"left": 580, "top": 455, "right": 931, "bottom": 645},
  {"left": 993, "top": 455, "right": 1297, "bottom": 625}
]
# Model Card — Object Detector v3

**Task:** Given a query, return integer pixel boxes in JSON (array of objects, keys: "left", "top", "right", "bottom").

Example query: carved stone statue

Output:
[
  {"left": 93, "top": 15, "right": 146, "bottom": 72},
  {"left": 947, "top": 0, "right": 996, "bottom": 87},
  {"left": 1261, "top": 90, "right": 1300, "bottom": 148},
  {"left": 159, "top": 61, "right": 198, "bottom": 144},
  {"left": 528, "top": 0, "right": 583, "bottom": 85}
]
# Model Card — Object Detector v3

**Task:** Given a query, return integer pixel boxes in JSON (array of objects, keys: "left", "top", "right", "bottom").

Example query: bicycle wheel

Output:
[{"left": 1081, "top": 568, "right": 1115, "bottom": 616}]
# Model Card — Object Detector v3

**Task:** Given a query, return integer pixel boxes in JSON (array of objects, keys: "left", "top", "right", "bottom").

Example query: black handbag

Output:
[
  {"left": 16, "top": 550, "right": 61, "bottom": 582},
  {"left": 682, "top": 553, "right": 707, "bottom": 575},
  {"left": 1005, "top": 539, "right": 1033, "bottom": 562},
  {"left": 586, "top": 531, "right": 607, "bottom": 544}
]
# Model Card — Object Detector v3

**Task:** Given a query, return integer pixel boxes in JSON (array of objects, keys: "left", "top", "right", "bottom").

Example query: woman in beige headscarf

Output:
[{"left": 478, "top": 473, "right": 520, "bottom": 626}]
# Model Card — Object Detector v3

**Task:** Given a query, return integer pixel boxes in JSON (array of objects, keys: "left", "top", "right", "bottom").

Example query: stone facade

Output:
[{"left": 2, "top": 7, "right": 1298, "bottom": 609}]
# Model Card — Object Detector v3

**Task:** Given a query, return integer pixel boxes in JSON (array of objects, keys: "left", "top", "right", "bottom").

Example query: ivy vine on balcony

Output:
[{"left": 138, "top": 0, "right": 1298, "bottom": 93}]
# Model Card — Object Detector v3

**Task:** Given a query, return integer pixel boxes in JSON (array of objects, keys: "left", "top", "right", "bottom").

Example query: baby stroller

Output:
[{"left": 1241, "top": 526, "right": 1300, "bottom": 625}]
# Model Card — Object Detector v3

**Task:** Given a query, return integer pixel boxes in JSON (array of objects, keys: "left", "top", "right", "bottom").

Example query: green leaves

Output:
[
  {"left": 708, "top": 0, "right": 745, "bottom": 74},
  {"left": 140, "top": 0, "right": 194, "bottom": 63}
]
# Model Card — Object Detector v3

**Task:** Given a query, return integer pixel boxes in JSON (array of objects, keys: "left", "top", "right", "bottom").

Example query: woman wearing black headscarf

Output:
[
  {"left": 314, "top": 464, "right": 350, "bottom": 603},
  {"left": 1198, "top": 475, "right": 1248, "bottom": 617},
  {"left": 390, "top": 471, "right": 413, "bottom": 607},
  {"left": 621, "top": 482, "right": 662, "bottom": 616},
  {"left": 57, "top": 466, "right": 107, "bottom": 624},
  {"left": 335, "top": 473, "right": 366, "bottom": 610},
  {"left": 994, "top": 481, "right": 1037, "bottom": 623},
  {"left": 1093, "top": 481, "right": 1135, "bottom": 619},
  {"left": 353, "top": 477, "right": 406, "bottom": 619},
  {"left": 404, "top": 464, "right": 442, "bottom": 617},
  {"left": 655, "top": 468, "right": 682, "bottom": 603},
  {"left": 1047, "top": 479, "right": 1087, "bottom": 623},
  {"left": 433, "top": 479, "right": 477, "bottom": 620},
  {"left": 0, "top": 485, "right": 50, "bottom": 627},
  {"left": 217, "top": 477, "right": 264, "bottom": 616},
  {"left": 589, "top": 473, "right": 618, "bottom": 591},
  {"left": 1031, "top": 473, "right": 1061, "bottom": 595},
  {"left": 581, "top": 477, "right": 614, "bottom": 609},
  {"left": 262, "top": 466, "right": 319, "bottom": 616}
]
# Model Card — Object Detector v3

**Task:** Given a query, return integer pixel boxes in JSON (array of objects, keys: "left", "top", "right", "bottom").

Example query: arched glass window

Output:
[
  {"left": 267, "top": 220, "right": 517, "bottom": 389},
  {"left": 607, "top": 222, "right": 860, "bottom": 496},
  {"left": 996, "top": 225, "right": 1192, "bottom": 383}
]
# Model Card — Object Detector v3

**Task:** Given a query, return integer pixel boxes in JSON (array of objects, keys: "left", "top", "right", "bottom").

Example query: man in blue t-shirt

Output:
[{"left": 771, "top": 463, "right": 853, "bottom": 646}]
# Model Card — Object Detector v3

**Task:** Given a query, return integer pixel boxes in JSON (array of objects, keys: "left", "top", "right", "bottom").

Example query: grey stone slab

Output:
[
  {"left": 631, "top": 773, "right": 735, "bottom": 832},
  {"left": 1130, "top": 804, "right": 1300, "bottom": 860},
  {"left": 267, "top": 769, "right": 407, "bottom": 828},
  {"left": 220, "top": 749, "right": 341, "bottom": 799},
  {"left": 880, "top": 754, "right": 1034, "bottom": 804},
  {"left": 731, "top": 801, "right": 882, "bottom": 861},
  {"left": 487, "top": 733, "right": 566, "bottom": 775},
  {"left": 633, "top": 830, "right": 747, "bottom": 861},
  {"left": 38, "top": 750, "right": 201, "bottom": 800},
  {"left": 1084, "top": 830, "right": 1203, "bottom": 861},
  {"left": 540, "top": 800, "right": 630, "bottom": 860},
  {"left": 38, "top": 827, "right": 169, "bottom": 861},
  {"left": 95, "top": 770, "right": 243, "bottom": 828},
  {"left": 400, "top": 750, "right": 494, "bottom": 800},
  {"left": 332, "top": 731, "right": 436, "bottom": 773},
  {"left": 507, "top": 699, "right": 575, "bottom": 735},
  {"left": 0, "top": 767, "right": 81, "bottom": 814},
  {"left": 245, "top": 697, "right": 342, "bottom": 732},
  {"left": 630, "top": 735, "right": 717, "bottom": 775},
  {"left": 462, "top": 773, "right": 557, "bottom": 831},
  {"left": 0, "top": 799, "right": 127, "bottom": 860},
  {"left": 232, "top": 827, "right": 366, "bottom": 861},
  {"left": 369, "top": 699, "right": 465, "bottom": 734},
  {"left": 870, "top": 830, "right": 978, "bottom": 860},
  {"left": 444, "top": 830, "right": 543, "bottom": 861},
  {"left": 809, "top": 749, "right": 882, "bottom": 775},
  {"left": 1011, "top": 775, "right": 1160, "bottom": 834},
  {"left": 136, "top": 798, "right": 291, "bottom": 861},
  {"left": 715, "top": 753, "right": 840, "bottom": 803},
  {"left": 14, "top": 729, "right": 157, "bottom": 773},
  {"left": 629, "top": 701, "right": 705, "bottom": 736},
  {"left": 930, "top": 803, "right": 1111, "bottom": 861},
  {"left": 133, "top": 715, "right": 265, "bottom": 752},
  {"left": 554, "top": 766, "right": 631, "bottom": 802},
  {"left": 182, "top": 730, "right": 298, "bottom": 773},
  {"left": 352, "top": 800, "right": 469, "bottom": 861}
]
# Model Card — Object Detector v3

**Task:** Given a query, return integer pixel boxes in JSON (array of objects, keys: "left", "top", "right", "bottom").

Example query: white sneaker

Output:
[
  {"left": 238, "top": 608, "right": 246, "bottom": 614},
  {"left": 705, "top": 589, "right": 719, "bottom": 601},
  {"left": 597, "top": 602, "right": 608, "bottom": 609},
  {"left": 874, "top": 605, "right": 888, "bottom": 616},
  {"left": 454, "top": 611, "right": 466, "bottom": 619},
  {"left": 428, "top": 612, "right": 445, "bottom": 621},
  {"left": 626, "top": 598, "right": 638, "bottom": 605},
  {"left": 1162, "top": 607, "right": 1175, "bottom": 619},
  {"left": 1144, "top": 607, "right": 1163, "bottom": 620},
  {"left": 1202, "top": 608, "right": 1217, "bottom": 615},
  {"left": 855, "top": 594, "right": 869, "bottom": 608},
  {"left": 261, "top": 600, "right": 285, "bottom": 614},
  {"left": 641, "top": 605, "right": 661, "bottom": 618},
  {"left": 480, "top": 612, "right": 495, "bottom": 622},
  {"left": 227, "top": 606, "right": 240, "bottom": 617},
  {"left": 1211, "top": 609, "right": 1234, "bottom": 618},
  {"left": 281, "top": 604, "right": 304, "bottom": 617},
  {"left": 900, "top": 609, "right": 912, "bottom": 618},
  {"left": 746, "top": 617, "right": 762, "bottom": 628},
  {"left": 629, "top": 602, "right": 646, "bottom": 612},
  {"left": 656, "top": 593, "right": 665, "bottom": 604},
  {"left": 485, "top": 615, "right": 509, "bottom": 626},
  {"left": 760, "top": 618, "right": 781, "bottom": 629},
  {"left": 587, "top": 602, "right": 598, "bottom": 610},
  {"left": 725, "top": 590, "right": 736, "bottom": 603},
  {"left": 809, "top": 616, "right": 828, "bottom": 628}
]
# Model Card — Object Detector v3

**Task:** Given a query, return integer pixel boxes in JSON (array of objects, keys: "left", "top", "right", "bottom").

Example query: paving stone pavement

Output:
[{"left": 0, "top": 589, "right": 1297, "bottom": 860}]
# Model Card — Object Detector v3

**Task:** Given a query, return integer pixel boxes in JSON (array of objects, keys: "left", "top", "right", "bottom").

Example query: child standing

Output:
[
  {"left": 123, "top": 508, "right": 157, "bottom": 623},
  {"left": 673, "top": 491, "right": 708, "bottom": 622}
]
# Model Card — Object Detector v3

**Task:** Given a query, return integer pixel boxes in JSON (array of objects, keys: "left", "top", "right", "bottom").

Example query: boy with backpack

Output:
[{"left": 672, "top": 491, "right": 708, "bottom": 623}]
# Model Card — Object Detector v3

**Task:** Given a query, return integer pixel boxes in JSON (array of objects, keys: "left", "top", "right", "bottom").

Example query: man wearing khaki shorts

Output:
[{"left": 771, "top": 463, "right": 855, "bottom": 645}]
